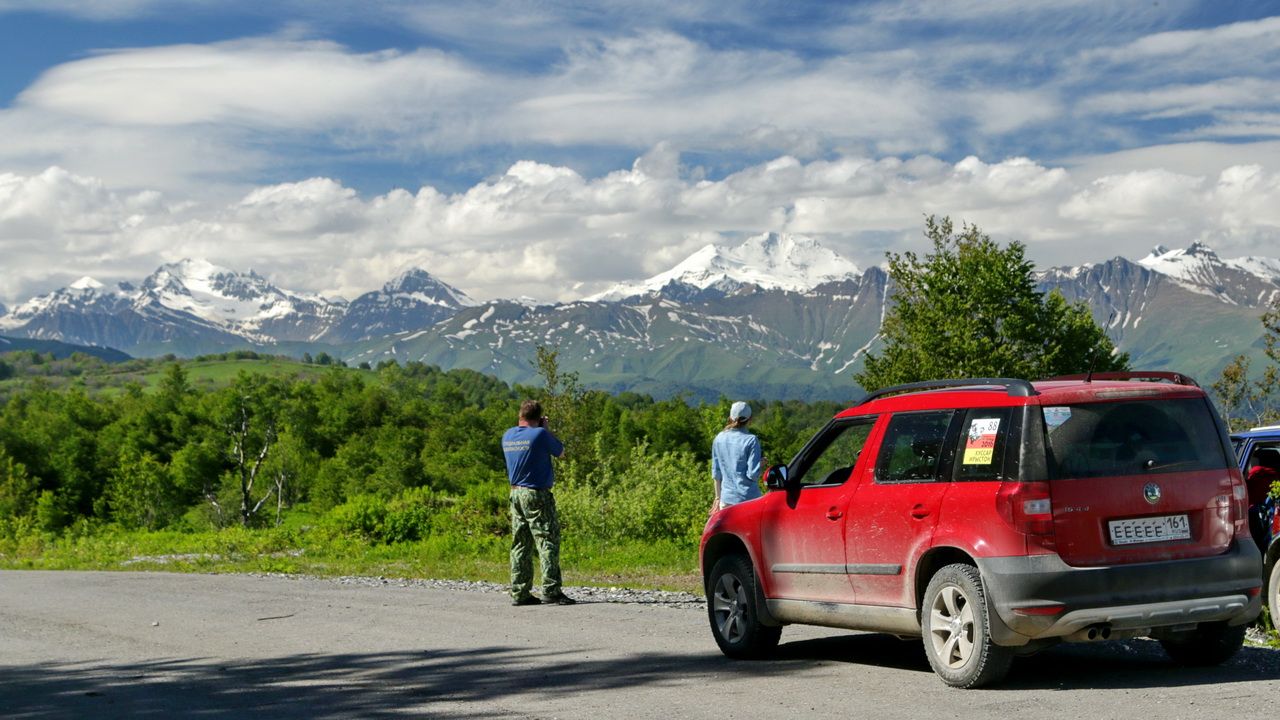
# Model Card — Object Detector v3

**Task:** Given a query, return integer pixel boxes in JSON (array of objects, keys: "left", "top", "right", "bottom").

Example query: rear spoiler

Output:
[{"left": 1040, "top": 371, "right": 1199, "bottom": 387}]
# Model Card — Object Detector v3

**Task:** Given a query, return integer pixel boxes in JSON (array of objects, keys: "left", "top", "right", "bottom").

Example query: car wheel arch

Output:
[
  {"left": 702, "top": 533, "right": 753, "bottom": 588},
  {"left": 914, "top": 546, "right": 978, "bottom": 614},
  {"left": 1267, "top": 540, "right": 1280, "bottom": 608}
]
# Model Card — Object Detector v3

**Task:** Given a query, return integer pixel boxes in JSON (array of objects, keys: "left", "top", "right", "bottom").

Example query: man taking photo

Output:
[{"left": 502, "top": 400, "right": 576, "bottom": 606}]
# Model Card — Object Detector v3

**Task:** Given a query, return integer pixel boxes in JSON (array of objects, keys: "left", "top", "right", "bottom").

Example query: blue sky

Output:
[{"left": 1, "top": 0, "right": 1280, "bottom": 304}]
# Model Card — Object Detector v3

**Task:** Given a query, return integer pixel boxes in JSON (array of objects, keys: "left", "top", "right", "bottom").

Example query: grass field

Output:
[
  {"left": 0, "top": 525, "right": 702, "bottom": 594},
  {"left": 0, "top": 356, "right": 365, "bottom": 397}
]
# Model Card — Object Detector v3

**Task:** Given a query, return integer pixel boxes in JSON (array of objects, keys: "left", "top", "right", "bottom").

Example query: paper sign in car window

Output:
[
  {"left": 1043, "top": 406, "right": 1072, "bottom": 432},
  {"left": 963, "top": 418, "right": 1001, "bottom": 465}
]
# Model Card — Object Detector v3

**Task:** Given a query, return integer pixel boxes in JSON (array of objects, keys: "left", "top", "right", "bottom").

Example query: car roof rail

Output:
[
  {"left": 856, "top": 378, "right": 1037, "bottom": 406},
  {"left": 1039, "top": 371, "right": 1200, "bottom": 387},
  {"left": 1249, "top": 424, "right": 1280, "bottom": 433}
]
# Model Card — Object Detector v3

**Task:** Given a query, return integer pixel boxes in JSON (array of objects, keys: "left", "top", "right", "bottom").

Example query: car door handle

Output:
[
  {"left": 910, "top": 504, "right": 931, "bottom": 519},
  {"left": 826, "top": 507, "right": 843, "bottom": 521}
]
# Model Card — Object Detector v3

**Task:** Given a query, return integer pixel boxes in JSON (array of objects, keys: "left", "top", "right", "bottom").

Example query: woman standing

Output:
[{"left": 710, "top": 401, "right": 763, "bottom": 513}]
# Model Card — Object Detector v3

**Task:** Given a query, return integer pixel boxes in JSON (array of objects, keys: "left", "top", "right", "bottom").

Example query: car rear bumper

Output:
[{"left": 977, "top": 541, "right": 1262, "bottom": 646}]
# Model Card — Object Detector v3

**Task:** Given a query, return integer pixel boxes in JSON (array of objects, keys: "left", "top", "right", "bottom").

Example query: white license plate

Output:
[{"left": 1108, "top": 514, "right": 1191, "bottom": 546}]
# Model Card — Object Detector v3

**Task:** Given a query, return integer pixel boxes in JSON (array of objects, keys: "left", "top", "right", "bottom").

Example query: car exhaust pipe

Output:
[{"left": 1066, "top": 624, "right": 1113, "bottom": 642}]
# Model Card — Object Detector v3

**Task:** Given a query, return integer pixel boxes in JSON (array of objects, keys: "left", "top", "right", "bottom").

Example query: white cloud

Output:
[
  {"left": 1081, "top": 15, "right": 1280, "bottom": 68},
  {"left": 1081, "top": 79, "right": 1280, "bottom": 119},
  {"left": 19, "top": 40, "right": 481, "bottom": 129},
  {"left": 0, "top": 30, "right": 1065, "bottom": 193},
  {"left": 1, "top": 2, "right": 1279, "bottom": 308},
  {"left": 0, "top": 0, "right": 212, "bottom": 19},
  {"left": 4, "top": 148, "right": 1280, "bottom": 306}
]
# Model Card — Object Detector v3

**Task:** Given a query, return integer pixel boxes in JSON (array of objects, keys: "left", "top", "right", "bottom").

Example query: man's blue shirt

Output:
[
  {"left": 502, "top": 426, "right": 564, "bottom": 490},
  {"left": 711, "top": 428, "right": 763, "bottom": 506}
]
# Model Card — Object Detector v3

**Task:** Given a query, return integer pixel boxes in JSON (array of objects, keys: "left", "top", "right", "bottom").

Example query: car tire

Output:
[
  {"left": 921, "top": 563, "right": 1014, "bottom": 688},
  {"left": 706, "top": 554, "right": 782, "bottom": 659},
  {"left": 1269, "top": 559, "right": 1280, "bottom": 617},
  {"left": 1159, "top": 621, "right": 1247, "bottom": 666}
]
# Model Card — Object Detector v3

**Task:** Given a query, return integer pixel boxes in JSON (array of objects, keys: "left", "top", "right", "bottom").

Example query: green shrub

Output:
[
  {"left": 557, "top": 443, "right": 707, "bottom": 549},
  {"left": 328, "top": 494, "right": 390, "bottom": 541},
  {"left": 383, "top": 487, "right": 445, "bottom": 543},
  {"left": 327, "top": 487, "right": 450, "bottom": 544},
  {"left": 451, "top": 480, "right": 511, "bottom": 539}
]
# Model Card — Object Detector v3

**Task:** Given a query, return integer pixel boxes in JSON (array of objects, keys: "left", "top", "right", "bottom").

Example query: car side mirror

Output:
[{"left": 765, "top": 464, "right": 789, "bottom": 490}]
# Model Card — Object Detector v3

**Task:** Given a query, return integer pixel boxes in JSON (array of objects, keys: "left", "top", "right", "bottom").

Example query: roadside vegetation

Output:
[
  {"left": 3, "top": 215, "right": 1277, "bottom": 636},
  {"left": 856, "top": 215, "right": 1128, "bottom": 390},
  {"left": 0, "top": 347, "right": 838, "bottom": 591},
  {"left": 1212, "top": 296, "right": 1280, "bottom": 432}
]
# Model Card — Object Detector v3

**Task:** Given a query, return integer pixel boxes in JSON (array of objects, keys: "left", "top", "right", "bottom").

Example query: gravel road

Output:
[{"left": 1, "top": 570, "right": 1277, "bottom": 719}]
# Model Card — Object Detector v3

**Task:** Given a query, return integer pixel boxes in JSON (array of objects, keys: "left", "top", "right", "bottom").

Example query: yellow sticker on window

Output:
[{"left": 963, "top": 418, "right": 1001, "bottom": 465}]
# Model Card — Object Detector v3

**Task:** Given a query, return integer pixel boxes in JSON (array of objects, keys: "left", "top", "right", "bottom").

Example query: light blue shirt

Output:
[{"left": 711, "top": 428, "right": 763, "bottom": 506}]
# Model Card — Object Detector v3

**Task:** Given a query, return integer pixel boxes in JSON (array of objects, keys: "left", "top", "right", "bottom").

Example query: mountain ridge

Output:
[
  {"left": 2, "top": 239, "right": 1278, "bottom": 399},
  {"left": 586, "top": 232, "right": 862, "bottom": 303}
]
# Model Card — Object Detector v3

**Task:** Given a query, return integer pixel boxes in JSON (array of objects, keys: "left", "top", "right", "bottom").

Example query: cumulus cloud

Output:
[
  {"left": 1, "top": 2, "right": 1279, "bottom": 307},
  {"left": 0, "top": 3, "right": 1274, "bottom": 198},
  {"left": 0, "top": 29, "right": 1064, "bottom": 193},
  {"left": 4, "top": 149, "right": 1280, "bottom": 306}
]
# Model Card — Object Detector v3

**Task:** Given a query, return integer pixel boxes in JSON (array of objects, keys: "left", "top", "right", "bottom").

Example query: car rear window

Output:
[{"left": 1042, "top": 398, "right": 1229, "bottom": 479}]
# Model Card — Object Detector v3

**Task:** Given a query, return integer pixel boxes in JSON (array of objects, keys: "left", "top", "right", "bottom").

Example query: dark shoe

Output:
[
  {"left": 544, "top": 593, "right": 576, "bottom": 606},
  {"left": 512, "top": 595, "right": 542, "bottom": 606}
]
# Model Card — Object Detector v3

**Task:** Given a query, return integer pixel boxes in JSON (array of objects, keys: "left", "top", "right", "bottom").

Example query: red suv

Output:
[{"left": 700, "top": 373, "right": 1262, "bottom": 688}]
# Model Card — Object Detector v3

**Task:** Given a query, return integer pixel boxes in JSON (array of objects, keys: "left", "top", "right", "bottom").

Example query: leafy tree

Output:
[
  {"left": 208, "top": 373, "right": 287, "bottom": 526},
  {"left": 1212, "top": 355, "right": 1255, "bottom": 431},
  {"left": 533, "top": 345, "right": 601, "bottom": 457},
  {"left": 107, "top": 450, "right": 176, "bottom": 529},
  {"left": 0, "top": 448, "right": 37, "bottom": 520},
  {"left": 1212, "top": 296, "right": 1280, "bottom": 429},
  {"left": 261, "top": 429, "right": 318, "bottom": 525},
  {"left": 857, "top": 216, "right": 1128, "bottom": 390}
]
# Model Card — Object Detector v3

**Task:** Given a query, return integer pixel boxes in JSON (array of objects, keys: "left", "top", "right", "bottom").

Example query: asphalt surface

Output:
[{"left": 1, "top": 570, "right": 1277, "bottom": 719}]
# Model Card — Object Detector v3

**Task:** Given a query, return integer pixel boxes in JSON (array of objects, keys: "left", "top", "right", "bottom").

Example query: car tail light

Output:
[
  {"left": 1228, "top": 475, "right": 1250, "bottom": 540},
  {"left": 997, "top": 480, "right": 1055, "bottom": 551},
  {"left": 1011, "top": 603, "right": 1064, "bottom": 616}
]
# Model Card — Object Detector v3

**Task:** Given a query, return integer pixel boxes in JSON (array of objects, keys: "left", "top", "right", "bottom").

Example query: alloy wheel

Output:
[
  {"left": 929, "top": 584, "right": 975, "bottom": 669},
  {"left": 712, "top": 572, "right": 748, "bottom": 644}
]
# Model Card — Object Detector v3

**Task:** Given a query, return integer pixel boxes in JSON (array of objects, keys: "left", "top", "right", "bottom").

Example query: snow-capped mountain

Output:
[
  {"left": 355, "top": 267, "right": 891, "bottom": 401},
  {"left": 134, "top": 259, "right": 347, "bottom": 342},
  {"left": 587, "top": 232, "right": 862, "bottom": 302},
  {"left": 0, "top": 276, "right": 180, "bottom": 351},
  {"left": 3, "top": 237, "right": 1279, "bottom": 400},
  {"left": 0, "top": 260, "right": 475, "bottom": 355},
  {"left": 1137, "top": 242, "right": 1280, "bottom": 307},
  {"left": 320, "top": 268, "right": 477, "bottom": 344},
  {"left": 0, "top": 260, "right": 347, "bottom": 351}
]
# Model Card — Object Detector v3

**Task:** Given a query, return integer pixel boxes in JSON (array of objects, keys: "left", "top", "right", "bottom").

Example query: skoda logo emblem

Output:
[{"left": 1143, "top": 483, "right": 1162, "bottom": 505}]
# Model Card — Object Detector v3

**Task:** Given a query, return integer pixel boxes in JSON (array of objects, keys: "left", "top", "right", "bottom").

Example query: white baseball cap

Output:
[{"left": 729, "top": 401, "right": 752, "bottom": 420}]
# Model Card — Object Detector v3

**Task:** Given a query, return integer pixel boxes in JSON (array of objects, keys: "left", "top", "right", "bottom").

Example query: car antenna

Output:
[{"left": 1086, "top": 310, "right": 1118, "bottom": 383}]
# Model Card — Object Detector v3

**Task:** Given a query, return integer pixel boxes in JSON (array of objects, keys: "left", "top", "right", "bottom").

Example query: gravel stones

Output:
[{"left": 249, "top": 572, "right": 705, "bottom": 609}]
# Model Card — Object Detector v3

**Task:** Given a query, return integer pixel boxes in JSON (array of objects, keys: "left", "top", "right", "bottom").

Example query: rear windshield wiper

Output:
[{"left": 1142, "top": 459, "right": 1197, "bottom": 472}]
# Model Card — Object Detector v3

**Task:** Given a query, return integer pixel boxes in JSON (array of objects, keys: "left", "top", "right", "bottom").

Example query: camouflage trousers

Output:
[{"left": 509, "top": 487, "right": 563, "bottom": 600}]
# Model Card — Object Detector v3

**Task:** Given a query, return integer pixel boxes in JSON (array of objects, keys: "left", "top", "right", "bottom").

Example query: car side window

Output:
[
  {"left": 952, "top": 408, "right": 1014, "bottom": 481},
  {"left": 875, "top": 411, "right": 956, "bottom": 483},
  {"left": 1245, "top": 442, "right": 1280, "bottom": 506},
  {"left": 789, "top": 418, "right": 877, "bottom": 487}
]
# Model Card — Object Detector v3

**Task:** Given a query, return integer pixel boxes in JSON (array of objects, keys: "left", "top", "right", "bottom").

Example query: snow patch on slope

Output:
[
  {"left": 1139, "top": 242, "right": 1280, "bottom": 288},
  {"left": 587, "top": 232, "right": 861, "bottom": 302}
]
